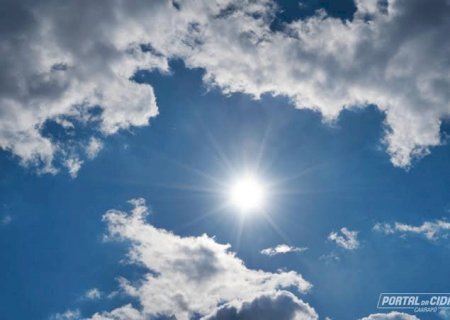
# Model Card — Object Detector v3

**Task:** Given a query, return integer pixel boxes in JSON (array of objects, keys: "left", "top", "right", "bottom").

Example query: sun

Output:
[{"left": 228, "top": 174, "right": 266, "bottom": 213}]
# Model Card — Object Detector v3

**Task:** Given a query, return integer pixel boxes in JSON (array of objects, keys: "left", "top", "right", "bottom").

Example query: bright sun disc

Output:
[{"left": 229, "top": 175, "right": 266, "bottom": 213}]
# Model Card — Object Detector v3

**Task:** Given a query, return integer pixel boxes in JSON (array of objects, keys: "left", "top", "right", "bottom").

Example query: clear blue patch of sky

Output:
[{"left": 271, "top": 0, "right": 357, "bottom": 31}]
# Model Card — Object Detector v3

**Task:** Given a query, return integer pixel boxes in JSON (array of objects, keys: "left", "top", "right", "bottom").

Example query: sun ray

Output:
[
  {"left": 260, "top": 209, "right": 293, "bottom": 246},
  {"left": 173, "top": 202, "right": 230, "bottom": 233}
]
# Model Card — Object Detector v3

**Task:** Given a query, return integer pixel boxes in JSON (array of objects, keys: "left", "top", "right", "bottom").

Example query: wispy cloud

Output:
[
  {"left": 65, "top": 158, "right": 83, "bottom": 178},
  {"left": 84, "top": 288, "right": 102, "bottom": 300},
  {"left": 374, "top": 219, "right": 450, "bottom": 241},
  {"left": 328, "top": 227, "right": 359, "bottom": 250},
  {"left": 319, "top": 252, "right": 341, "bottom": 263},
  {"left": 260, "top": 244, "right": 307, "bottom": 256},
  {"left": 86, "top": 138, "right": 103, "bottom": 160},
  {"left": 49, "top": 309, "right": 80, "bottom": 320}
]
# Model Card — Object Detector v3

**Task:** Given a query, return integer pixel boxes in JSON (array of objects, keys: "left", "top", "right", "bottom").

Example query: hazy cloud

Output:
[
  {"left": 84, "top": 288, "right": 102, "bottom": 300},
  {"left": 1, "top": 215, "right": 12, "bottom": 226},
  {"left": 374, "top": 219, "right": 450, "bottom": 240},
  {"left": 49, "top": 309, "right": 81, "bottom": 320}
]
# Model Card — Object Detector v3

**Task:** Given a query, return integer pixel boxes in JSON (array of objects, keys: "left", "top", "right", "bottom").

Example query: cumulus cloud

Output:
[
  {"left": 83, "top": 198, "right": 313, "bottom": 320},
  {"left": 0, "top": 0, "right": 164, "bottom": 174},
  {"left": 89, "top": 304, "right": 142, "bottom": 320},
  {"left": 359, "top": 311, "right": 420, "bottom": 320},
  {"left": 260, "top": 244, "right": 307, "bottom": 256},
  {"left": 328, "top": 227, "right": 359, "bottom": 250},
  {"left": 0, "top": 0, "right": 449, "bottom": 174},
  {"left": 201, "top": 290, "right": 318, "bottom": 320},
  {"left": 374, "top": 219, "right": 450, "bottom": 240}
]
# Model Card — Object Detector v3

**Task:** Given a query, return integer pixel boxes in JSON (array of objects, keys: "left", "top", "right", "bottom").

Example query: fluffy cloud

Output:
[
  {"left": 89, "top": 304, "right": 142, "bottom": 320},
  {"left": 260, "top": 244, "right": 308, "bottom": 256},
  {"left": 328, "top": 227, "right": 360, "bottom": 250},
  {"left": 85, "top": 198, "right": 313, "bottom": 320},
  {"left": 359, "top": 311, "right": 419, "bottom": 320},
  {"left": 1, "top": 0, "right": 449, "bottom": 174},
  {"left": 202, "top": 290, "right": 318, "bottom": 320},
  {"left": 374, "top": 219, "right": 450, "bottom": 240},
  {"left": 0, "top": 0, "right": 165, "bottom": 174}
]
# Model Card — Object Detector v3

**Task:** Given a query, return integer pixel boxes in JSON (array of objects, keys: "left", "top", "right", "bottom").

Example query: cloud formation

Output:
[
  {"left": 374, "top": 219, "right": 450, "bottom": 240},
  {"left": 84, "top": 288, "right": 102, "bottom": 300},
  {"left": 328, "top": 227, "right": 360, "bottom": 250},
  {"left": 0, "top": 0, "right": 164, "bottom": 174},
  {"left": 85, "top": 198, "right": 313, "bottom": 320},
  {"left": 260, "top": 244, "right": 308, "bottom": 256},
  {"left": 359, "top": 311, "right": 419, "bottom": 320},
  {"left": 202, "top": 290, "right": 318, "bottom": 320},
  {"left": 50, "top": 309, "right": 81, "bottom": 320},
  {"left": 0, "top": 0, "right": 449, "bottom": 174}
]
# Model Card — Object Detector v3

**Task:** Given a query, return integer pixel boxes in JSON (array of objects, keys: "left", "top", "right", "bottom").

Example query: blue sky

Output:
[{"left": 0, "top": 1, "right": 449, "bottom": 320}]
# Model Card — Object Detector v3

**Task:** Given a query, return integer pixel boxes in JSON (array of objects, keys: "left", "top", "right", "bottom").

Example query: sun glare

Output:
[{"left": 229, "top": 174, "right": 266, "bottom": 213}]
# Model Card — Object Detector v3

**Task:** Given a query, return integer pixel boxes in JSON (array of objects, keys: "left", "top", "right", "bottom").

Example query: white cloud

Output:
[
  {"left": 84, "top": 288, "right": 102, "bottom": 300},
  {"left": 167, "top": 0, "right": 450, "bottom": 168},
  {"left": 85, "top": 198, "right": 313, "bottom": 320},
  {"left": 0, "top": 0, "right": 449, "bottom": 173},
  {"left": 89, "top": 304, "right": 142, "bottom": 320},
  {"left": 374, "top": 219, "right": 450, "bottom": 240},
  {"left": 260, "top": 244, "right": 307, "bottom": 256},
  {"left": 328, "top": 227, "right": 359, "bottom": 250},
  {"left": 65, "top": 157, "right": 83, "bottom": 178},
  {"left": 359, "top": 311, "right": 420, "bottom": 320},
  {"left": 201, "top": 290, "right": 318, "bottom": 320},
  {"left": 0, "top": 0, "right": 165, "bottom": 174},
  {"left": 49, "top": 309, "right": 81, "bottom": 320},
  {"left": 86, "top": 138, "right": 103, "bottom": 160},
  {"left": 373, "top": 223, "right": 396, "bottom": 235}
]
